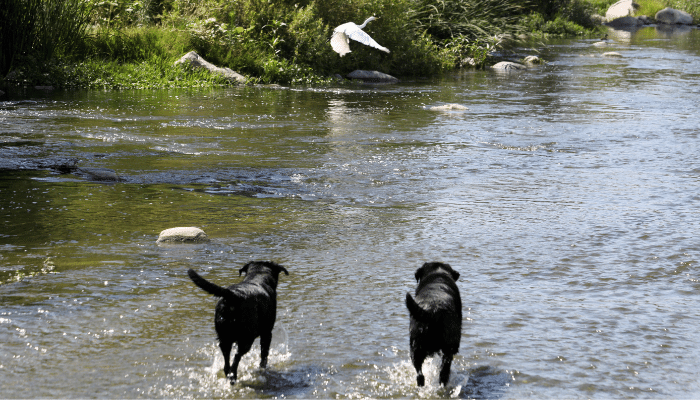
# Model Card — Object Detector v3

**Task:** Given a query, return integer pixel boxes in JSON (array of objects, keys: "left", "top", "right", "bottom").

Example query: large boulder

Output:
[
  {"left": 346, "top": 70, "right": 399, "bottom": 83},
  {"left": 655, "top": 7, "right": 693, "bottom": 25},
  {"left": 605, "top": 0, "right": 639, "bottom": 21},
  {"left": 157, "top": 227, "right": 209, "bottom": 243},
  {"left": 175, "top": 51, "right": 246, "bottom": 84}
]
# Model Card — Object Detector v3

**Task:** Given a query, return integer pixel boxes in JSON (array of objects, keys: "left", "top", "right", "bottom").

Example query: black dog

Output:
[
  {"left": 188, "top": 261, "right": 289, "bottom": 384},
  {"left": 405, "top": 262, "right": 462, "bottom": 387}
]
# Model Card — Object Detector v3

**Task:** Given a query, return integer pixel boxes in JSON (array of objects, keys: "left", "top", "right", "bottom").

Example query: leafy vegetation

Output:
[{"left": 3, "top": 0, "right": 696, "bottom": 88}]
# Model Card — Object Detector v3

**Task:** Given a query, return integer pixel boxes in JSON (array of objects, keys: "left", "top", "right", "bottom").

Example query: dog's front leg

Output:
[{"left": 259, "top": 332, "right": 272, "bottom": 369}]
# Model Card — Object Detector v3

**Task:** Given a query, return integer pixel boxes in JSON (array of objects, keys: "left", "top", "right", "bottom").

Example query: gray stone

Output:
[
  {"left": 605, "top": 16, "right": 643, "bottom": 28},
  {"left": 606, "top": 0, "right": 639, "bottom": 21},
  {"left": 78, "top": 167, "right": 120, "bottom": 182},
  {"left": 655, "top": 7, "right": 693, "bottom": 25},
  {"left": 157, "top": 227, "right": 209, "bottom": 243},
  {"left": 491, "top": 61, "right": 527, "bottom": 71},
  {"left": 175, "top": 51, "right": 246, "bottom": 84},
  {"left": 346, "top": 70, "right": 399, "bottom": 83}
]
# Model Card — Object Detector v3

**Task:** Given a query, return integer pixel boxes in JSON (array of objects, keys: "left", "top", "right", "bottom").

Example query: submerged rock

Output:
[
  {"left": 175, "top": 51, "right": 247, "bottom": 84},
  {"left": 491, "top": 61, "right": 527, "bottom": 71},
  {"left": 602, "top": 52, "right": 624, "bottom": 57},
  {"left": 655, "top": 8, "right": 693, "bottom": 25},
  {"left": 346, "top": 70, "right": 399, "bottom": 83},
  {"left": 77, "top": 167, "right": 120, "bottom": 182},
  {"left": 430, "top": 104, "right": 468, "bottom": 111},
  {"left": 157, "top": 227, "right": 209, "bottom": 243}
]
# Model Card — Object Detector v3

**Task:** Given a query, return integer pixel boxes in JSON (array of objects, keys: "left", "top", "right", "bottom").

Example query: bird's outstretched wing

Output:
[
  {"left": 330, "top": 31, "right": 352, "bottom": 57},
  {"left": 346, "top": 28, "right": 390, "bottom": 53}
]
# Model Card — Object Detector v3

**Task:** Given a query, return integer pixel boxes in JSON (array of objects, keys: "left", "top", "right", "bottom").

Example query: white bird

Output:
[{"left": 330, "top": 16, "right": 390, "bottom": 57}]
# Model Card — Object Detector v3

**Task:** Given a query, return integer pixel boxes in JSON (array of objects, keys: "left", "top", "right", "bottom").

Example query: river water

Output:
[{"left": 1, "top": 26, "right": 699, "bottom": 398}]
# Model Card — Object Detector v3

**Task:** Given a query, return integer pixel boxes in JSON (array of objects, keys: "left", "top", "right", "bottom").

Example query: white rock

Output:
[
  {"left": 602, "top": 52, "right": 623, "bottom": 57},
  {"left": 655, "top": 7, "right": 693, "bottom": 25},
  {"left": 606, "top": 0, "right": 639, "bottom": 21},
  {"left": 429, "top": 104, "right": 468, "bottom": 111},
  {"left": 157, "top": 227, "right": 209, "bottom": 243},
  {"left": 491, "top": 61, "right": 527, "bottom": 71}
]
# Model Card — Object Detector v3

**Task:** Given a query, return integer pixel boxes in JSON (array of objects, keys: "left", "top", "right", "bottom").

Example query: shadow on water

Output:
[
  {"left": 245, "top": 367, "right": 319, "bottom": 398},
  {"left": 459, "top": 365, "right": 511, "bottom": 399}
]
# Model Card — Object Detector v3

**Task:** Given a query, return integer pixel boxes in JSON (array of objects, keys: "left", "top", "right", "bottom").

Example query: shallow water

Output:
[{"left": 1, "top": 26, "right": 700, "bottom": 398}]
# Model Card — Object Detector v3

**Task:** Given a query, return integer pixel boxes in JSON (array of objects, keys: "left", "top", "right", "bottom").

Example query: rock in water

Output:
[
  {"left": 655, "top": 8, "right": 693, "bottom": 25},
  {"left": 346, "top": 70, "right": 399, "bottom": 83},
  {"left": 157, "top": 227, "right": 209, "bottom": 243}
]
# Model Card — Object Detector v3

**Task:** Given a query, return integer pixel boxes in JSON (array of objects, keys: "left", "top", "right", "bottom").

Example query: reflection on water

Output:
[{"left": 1, "top": 27, "right": 700, "bottom": 398}]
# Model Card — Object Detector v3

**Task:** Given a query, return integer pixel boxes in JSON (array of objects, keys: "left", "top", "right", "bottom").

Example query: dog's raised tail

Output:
[
  {"left": 188, "top": 269, "right": 236, "bottom": 300},
  {"left": 406, "top": 292, "right": 433, "bottom": 322}
]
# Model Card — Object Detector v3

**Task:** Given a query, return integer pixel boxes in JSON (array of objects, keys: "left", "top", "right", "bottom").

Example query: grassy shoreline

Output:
[{"left": 0, "top": 0, "right": 697, "bottom": 90}]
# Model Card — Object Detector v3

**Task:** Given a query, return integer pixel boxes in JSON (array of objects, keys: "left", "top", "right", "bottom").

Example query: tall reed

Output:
[{"left": 0, "top": 0, "right": 92, "bottom": 76}]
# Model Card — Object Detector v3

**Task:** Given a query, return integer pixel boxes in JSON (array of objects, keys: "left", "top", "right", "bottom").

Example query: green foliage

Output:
[
  {"left": 664, "top": 0, "right": 700, "bottom": 18},
  {"left": 409, "top": 0, "right": 528, "bottom": 41},
  {"left": 0, "top": 0, "right": 92, "bottom": 76},
  {"left": 582, "top": 0, "right": 617, "bottom": 16},
  {"left": 525, "top": 13, "right": 588, "bottom": 36},
  {"left": 87, "top": 0, "right": 171, "bottom": 26},
  {"left": 3, "top": 0, "right": 618, "bottom": 87},
  {"left": 441, "top": 35, "right": 503, "bottom": 69},
  {"left": 3, "top": 56, "right": 231, "bottom": 89},
  {"left": 636, "top": 0, "right": 666, "bottom": 17}
]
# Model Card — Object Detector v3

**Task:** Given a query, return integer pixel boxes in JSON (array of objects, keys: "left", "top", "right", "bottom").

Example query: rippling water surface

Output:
[{"left": 1, "top": 27, "right": 699, "bottom": 398}]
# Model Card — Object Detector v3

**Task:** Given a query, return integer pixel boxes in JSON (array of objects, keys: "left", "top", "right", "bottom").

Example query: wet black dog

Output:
[
  {"left": 188, "top": 261, "right": 289, "bottom": 384},
  {"left": 405, "top": 262, "right": 462, "bottom": 387}
]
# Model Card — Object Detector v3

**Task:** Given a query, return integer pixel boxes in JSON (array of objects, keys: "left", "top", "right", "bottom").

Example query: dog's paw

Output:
[{"left": 417, "top": 374, "right": 425, "bottom": 387}]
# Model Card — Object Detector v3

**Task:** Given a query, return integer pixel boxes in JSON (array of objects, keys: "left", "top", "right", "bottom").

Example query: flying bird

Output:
[{"left": 330, "top": 16, "right": 390, "bottom": 57}]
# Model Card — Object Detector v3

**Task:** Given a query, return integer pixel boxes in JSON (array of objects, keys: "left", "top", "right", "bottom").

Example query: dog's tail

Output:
[
  {"left": 405, "top": 293, "right": 434, "bottom": 322},
  {"left": 188, "top": 269, "right": 237, "bottom": 302}
]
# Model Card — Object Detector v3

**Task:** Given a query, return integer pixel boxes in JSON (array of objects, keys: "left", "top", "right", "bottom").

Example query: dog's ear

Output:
[
  {"left": 451, "top": 270, "right": 460, "bottom": 281},
  {"left": 239, "top": 262, "right": 251, "bottom": 276},
  {"left": 414, "top": 265, "right": 425, "bottom": 282},
  {"left": 277, "top": 264, "right": 289, "bottom": 276}
]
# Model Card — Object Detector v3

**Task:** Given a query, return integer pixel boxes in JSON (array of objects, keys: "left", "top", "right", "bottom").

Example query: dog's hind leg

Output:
[
  {"left": 411, "top": 349, "right": 427, "bottom": 387},
  {"left": 259, "top": 332, "right": 272, "bottom": 369},
  {"left": 439, "top": 352, "right": 454, "bottom": 386},
  {"left": 228, "top": 340, "right": 253, "bottom": 384},
  {"left": 219, "top": 339, "right": 234, "bottom": 381}
]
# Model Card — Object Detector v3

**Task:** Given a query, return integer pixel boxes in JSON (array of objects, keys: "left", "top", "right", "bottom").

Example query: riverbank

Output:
[{"left": 0, "top": 0, "right": 697, "bottom": 90}]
